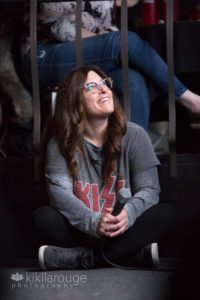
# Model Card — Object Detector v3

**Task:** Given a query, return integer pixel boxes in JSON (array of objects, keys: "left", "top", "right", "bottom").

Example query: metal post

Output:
[
  {"left": 166, "top": 0, "right": 177, "bottom": 177},
  {"left": 120, "top": 0, "right": 130, "bottom": 121},
  {"left": 30, "top": 0, "right": 41, "bottom": 181}
]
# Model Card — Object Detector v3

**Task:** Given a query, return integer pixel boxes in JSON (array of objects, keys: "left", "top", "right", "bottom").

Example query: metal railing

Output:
[{"left": 27, "top": 0, "right": 176, "bottom": 179}]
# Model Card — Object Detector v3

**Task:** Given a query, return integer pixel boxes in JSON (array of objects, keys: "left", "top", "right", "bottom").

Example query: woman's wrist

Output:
[
  {"left": 81, "top": 28, "right": 97, "bottom": 38},
  {"left": 115, "top": 0, "right": 140, "bottom": 7}
]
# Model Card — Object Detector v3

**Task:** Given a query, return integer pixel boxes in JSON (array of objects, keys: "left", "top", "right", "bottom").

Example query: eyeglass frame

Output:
[{"left": 83, "top": 77, "right": 113, "bottom": 94}]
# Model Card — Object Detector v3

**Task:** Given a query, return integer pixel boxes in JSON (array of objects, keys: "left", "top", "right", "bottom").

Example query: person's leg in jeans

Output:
[
  {"left": 110, "top": 68, "right": 150, "bottom": 129},
  {"left": 21, "top": 37, "right": 151, "bottom": 129},
  {"left": 29, "top": 32, "right": 187, "bottom": 97},
  {"left": 21, "top": 31, "right": 199, "bottom": 127}
]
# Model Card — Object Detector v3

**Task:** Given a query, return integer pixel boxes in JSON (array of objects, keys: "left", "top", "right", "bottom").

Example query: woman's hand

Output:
[
  {"left": 81, "top": 28, "right": 108, "bottom": 38},
  {"left": 115, "top": 0, "right": 140, "bottom": 7},
  {"left": 97, "top": 208, "right": 129, "bottom": 238},
  {"left": 81, "top": 28, "right": 97, "bottom": 38}
]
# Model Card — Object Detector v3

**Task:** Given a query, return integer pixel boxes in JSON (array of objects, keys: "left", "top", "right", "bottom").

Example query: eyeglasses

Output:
[{"left": 84, "top": 77, "right": 113, "bottom": 94}]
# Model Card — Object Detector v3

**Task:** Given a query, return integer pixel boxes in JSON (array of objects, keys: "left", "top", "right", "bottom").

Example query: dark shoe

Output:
[
  {"left": 38, "top": 245, "right": 95, "bottom": 270},
  {"left": 123, "top": 243, "right": 159, "bottom": 269}
]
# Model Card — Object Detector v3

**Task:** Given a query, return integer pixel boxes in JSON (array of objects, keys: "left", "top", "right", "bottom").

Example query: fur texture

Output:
[{"left": 0, "top": 19, "right": 33, "bottom": 126}]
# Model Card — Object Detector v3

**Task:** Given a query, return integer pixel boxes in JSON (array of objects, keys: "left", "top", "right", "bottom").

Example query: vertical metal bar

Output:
[
  {"left": 166, "top": 0, "right": 177, "bottom": 177},
  {"left": 76, "top": 0, "right": 83, "bottom": 66},
  {"left": 120, "top": 0, "right": 130, "bottom": 121},
  {"left": 30, "top": 0, "right": 41, "bottom": 181}
]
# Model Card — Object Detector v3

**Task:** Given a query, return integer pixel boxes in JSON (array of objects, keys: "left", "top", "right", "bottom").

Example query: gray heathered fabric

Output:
[{"left": 45, "top": 122, "right": 160, "bottom": 238}]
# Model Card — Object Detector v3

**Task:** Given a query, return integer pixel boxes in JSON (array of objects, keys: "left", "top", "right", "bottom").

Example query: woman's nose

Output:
[{"left": 98, "top": 85, "right": 107, "bottom": 93}]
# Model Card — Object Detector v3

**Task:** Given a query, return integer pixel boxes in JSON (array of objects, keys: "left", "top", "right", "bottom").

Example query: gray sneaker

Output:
[
  {"left": 38, "top": 245, "right": 95, "bottom": 270},
  {"left": 122, "top": 242, "right": 159, "bottom": 269},
  {"left": 145, "top": 242, "right": 159, "bottom": 268}
]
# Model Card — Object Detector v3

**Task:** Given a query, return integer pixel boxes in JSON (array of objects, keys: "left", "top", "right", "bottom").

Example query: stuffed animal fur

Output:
[{"left": 0, "top": 18, "right": 33, "bottom": 126}]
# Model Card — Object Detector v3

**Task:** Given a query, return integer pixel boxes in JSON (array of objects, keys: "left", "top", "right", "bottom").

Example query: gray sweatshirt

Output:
[{"left": 45, "top": 122, "right": 160, "bottom": 238}]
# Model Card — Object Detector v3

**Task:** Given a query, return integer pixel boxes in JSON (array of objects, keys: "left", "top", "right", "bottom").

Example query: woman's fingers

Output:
[
  {"left": 104, "top": 207, "right": 113, "bottom": 214},
  {"left": 106, "top": 209, "right": 129, "bottom": 237},
  {"left": 97, "top": 209, "right": 129, "bottom": 237},
  {"left": 108, "top": 226, "right": 126, "bottom": 238},
  {"left": 97, "top": 213, "right": 117, "bottom": 236}
]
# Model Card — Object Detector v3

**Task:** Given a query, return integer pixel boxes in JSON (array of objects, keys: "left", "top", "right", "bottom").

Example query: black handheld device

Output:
[{"left": 112, "top": 188, "right": 130, "bottom": 216}]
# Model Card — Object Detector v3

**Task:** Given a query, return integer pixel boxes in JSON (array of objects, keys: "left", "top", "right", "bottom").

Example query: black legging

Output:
[{"left": 33, "top": 203, "right": 176, "bottom": 267}]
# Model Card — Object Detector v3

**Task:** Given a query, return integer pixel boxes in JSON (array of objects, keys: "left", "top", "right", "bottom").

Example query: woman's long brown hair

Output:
[{"left": 47, "top": 65, "right": 127, "bottom": 182}]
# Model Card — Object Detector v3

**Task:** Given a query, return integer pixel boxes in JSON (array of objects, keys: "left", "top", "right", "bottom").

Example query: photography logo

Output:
[
  {"left": 10, "top": 272, "right": 87, "bottom": 290},
  {"left": 11, "top": 273, "right": 24, "bottom": 282}
]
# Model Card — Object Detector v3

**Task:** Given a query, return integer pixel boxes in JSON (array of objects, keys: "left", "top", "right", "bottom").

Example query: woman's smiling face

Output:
[{"left": 82, "top": 71, "right": 114, "bottom": 119}]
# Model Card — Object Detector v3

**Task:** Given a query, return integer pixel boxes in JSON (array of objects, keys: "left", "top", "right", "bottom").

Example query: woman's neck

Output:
[{"left": 84, "top": 119, "right": 108, "bottom": 147}]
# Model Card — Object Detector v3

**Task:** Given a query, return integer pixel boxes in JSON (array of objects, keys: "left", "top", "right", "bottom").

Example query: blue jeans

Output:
[{"left": 21, "top": 31, "right": 187, "bottom": 130}]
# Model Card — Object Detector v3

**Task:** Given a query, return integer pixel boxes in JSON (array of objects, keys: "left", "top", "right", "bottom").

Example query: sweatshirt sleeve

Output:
[
  {"left": 123, "top": 166, "right": 160, "bottom": 228},
  {"left": 45, "top": 137, "right": 101, "bottom": 238}
]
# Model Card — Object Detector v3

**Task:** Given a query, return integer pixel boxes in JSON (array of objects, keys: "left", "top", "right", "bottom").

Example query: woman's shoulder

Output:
[
  {"left": 124, "top": 122, "right": 160, "bottom": 167},
  {"left": 126, "top": 121, "right": 147, "bottom": 136},
  {"left": 124, "top": 121, "right": 153, "bottom": 147},
  {"left": 46, "top": 136, "right": 60, "bottom": 154}
]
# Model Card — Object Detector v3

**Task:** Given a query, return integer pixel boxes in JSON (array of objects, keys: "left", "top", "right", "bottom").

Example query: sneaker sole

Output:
[
  {"left": 151, "top": 243, "right": 159, "bottom": 268},
  {"left": 38, "top": 245, "right": 48, "bottom": 270}
]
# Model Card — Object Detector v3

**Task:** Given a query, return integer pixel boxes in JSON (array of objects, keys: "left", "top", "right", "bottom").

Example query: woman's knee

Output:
[
  {"left": 127, "top": 30, "right": 151, "bottom": 53},
  {"left": 147, "top": 203, "right": 177, "bottom": 230},
  {"left": 135, "top": 203, "right": 177, "bottom": 229},
  {"left": 32, "top": 206, "right": 63, "bottom": 230},
  {"left": 110, "top": 68, "right": 149, "bottom": 98}
]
